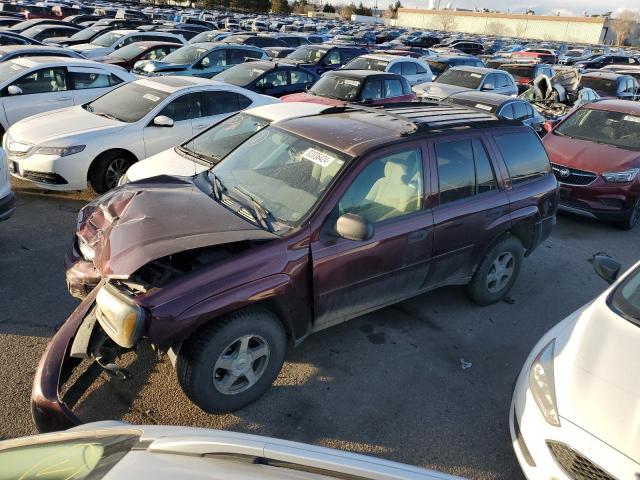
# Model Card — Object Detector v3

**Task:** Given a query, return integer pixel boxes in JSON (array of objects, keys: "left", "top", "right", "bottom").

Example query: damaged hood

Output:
[{"left": 77, "top": 176, "right": 277, "bottom": 278}]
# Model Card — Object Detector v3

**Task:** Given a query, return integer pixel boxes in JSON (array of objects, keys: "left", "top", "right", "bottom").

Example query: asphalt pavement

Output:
[{"left": 1, "top": 179, "right": 638, "bottom": 480}]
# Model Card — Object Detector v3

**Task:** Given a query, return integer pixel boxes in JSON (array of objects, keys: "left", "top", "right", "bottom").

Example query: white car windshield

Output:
[
  {"left": 310, "top": 75, "right": 361, "bottom": 100},
  {"left": 436, "top": 69, "right": 484, "bottom": 89},
  {"left": 0, "top": 61, "right": 26, "bottom": 83},
  {"left": 84, "top": 83, "right": 170, "bottom": 123},
  {"left": 91, "top": 31, "right": 125, "bottom": 47},
  {"left": 287, "top": 46, "right": 326, "bottom": 63},
  {"left": 162, "top": 45, "right": 208, "bottom": 64},
  {"left": 344, "top": 57, "right": 389, "bottom": 71},
  {"left": 210, "top": 126, "right": 349, "bottom": 227}
]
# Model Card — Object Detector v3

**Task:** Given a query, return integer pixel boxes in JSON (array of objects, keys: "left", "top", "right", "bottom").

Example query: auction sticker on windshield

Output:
[
  {"left": 143, "top": 93, "right": 161, "bottom": 102},
  {"left": 302, "top": 148, "right": 336, "bottom": 167}
]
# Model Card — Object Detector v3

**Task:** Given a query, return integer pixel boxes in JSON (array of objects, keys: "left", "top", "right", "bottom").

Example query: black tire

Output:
[
  {"left": 176, "top": 308, "right": 287, "bottom": 414},
  {"left": 615, "top": 198, "right": 640, "bottom": 231},
  {"left": 89, "top": 151, "right": 134, "bottom": 194},
  {"left": 466, "top": 235, "right": 524, "bottom": 306}
]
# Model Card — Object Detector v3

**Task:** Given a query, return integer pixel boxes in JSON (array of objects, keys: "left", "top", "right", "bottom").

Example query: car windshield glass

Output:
[
  {"left": 555, "top": 108, "right": 640, "bottom": 151},
  {"left": 580, "top": 77, "right": 617, "bottom": 94},
  {"left": 91, "top": 31, "right": 125, "bottom": 47},
  {"left": 503, "top": 66, "right": 533, "bottom": 78},
  {"left": 108, "top": 43, "right": 146, "bottom": 60},
  {"left": 435, "top": 69, "right": 484, "bottom": 88},
  {"left": 310, "top": 74, "right": 361, "bottom": 100},
  {"left": 344, "top": 57, "right": 388, "bottom": 71},
  {"left": 426, "top": 60, "right": 448, "bottom": 75},
  {"left": 211, "top": 126, "right": 349, "bottom": 227},
  {"left": 0, "top": 61, "right": 25, "bottom": 83},
  {"left": 214, "top": 64, "right": 268, "bottom": 86},
  {"left": 0, "top": 433, "right": 139, "bottom": 480},
  {"left": 181, "top": 113, "right": 269, "bottom": 164},
  {"left": 287, "top": 46, "right": 326, "bottom": 63},
  {"left": 70, "top": 27, "right": 102, "bottom": 41},
  {"left": 611, "top": 265, "right": 640, "bottom": 326},
  {"left": 162, "top": 44, "right": 207, "bottom": 64},
  {"left": 85, "top": 83, "right": 170, "bottom": 123}
]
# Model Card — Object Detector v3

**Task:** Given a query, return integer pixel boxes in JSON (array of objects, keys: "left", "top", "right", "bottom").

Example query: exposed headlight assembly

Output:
[
  {"left": 602, "top": 168, "right": 639, "bottom": 183},
  {"left": 78, "top": 238, "right": 95, "bottom": 261},
  {"left": 34, "top": 145, "right": 86, "bottom": 157},
  {"left": 529, "top": 339, "right": 560, "bottom": 427},
  {"left": 95, "top": 283, "right": 146, "bottom": 348}
]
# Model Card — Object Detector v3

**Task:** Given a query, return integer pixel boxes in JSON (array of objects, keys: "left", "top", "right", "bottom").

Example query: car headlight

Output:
[
  {"left": 95, "top": 283, "right": 146, "bottom": 348},
  {"left": 602, "top": 168, "right": 639, "bottom": 183},
  {"left": 529, "top": 339, "right": 560, "bottom": 427},
  {"left": 34, "top": 145, "right": 86, "bottom": 157}
]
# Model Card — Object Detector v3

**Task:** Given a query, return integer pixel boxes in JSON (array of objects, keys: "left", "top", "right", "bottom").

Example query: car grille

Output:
[
  {"left": 552, "top": 164, "right": 598, "bottom": 186},
  {"left": 547, "top": 441, "right": 616, "bottom": 480}
]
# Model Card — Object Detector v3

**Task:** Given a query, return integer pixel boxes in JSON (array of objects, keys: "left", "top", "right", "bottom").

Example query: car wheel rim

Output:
[
  {"left": 213, "top": 334, "right": 270, "bottom": 395},
  {"left": 105, "top": 158, "right": 128, "bottom": 189},
  {"left": 486, "top": 252, "right": 515, "bottom": 293}
]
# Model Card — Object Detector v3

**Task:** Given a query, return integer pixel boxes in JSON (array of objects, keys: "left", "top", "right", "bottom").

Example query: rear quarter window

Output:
[{"left": 493, "top": 131, "right": 551, "bottom": 185}]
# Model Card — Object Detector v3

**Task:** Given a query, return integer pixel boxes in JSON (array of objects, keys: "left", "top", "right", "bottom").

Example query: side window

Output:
[
  {"left": 140, "top": 48, "right": 163, "bottom": 61},
  {"left": 499, "top": 103, "right": 515, "bottom": 119},
  {"left": 339, "top": 50, "right": 358, "bottom": 64},
  {"left": 159, "top": 92, "right": 199, "bottom": 122},
  {"left": 483, "top": 73, "right": 497, "bottom": 88},
  {"left": 256, "top": 70, "right": 288, "bottom": 87},
  {"left": 512, "top": 101, "right": 529, "bottom": 120},
  {"left": 109, "top": 74, "right": 123, "bottom": 86},
  {"left": 384, "top": 79, "right": 404, "bottom": 98},
  {"left": 290, "top": 69, "right": 312, "bottom": 84},
  {"left": 71, "top": 71, "right": 111, "bottom": 89},
  {"left": 120, "top": 35, "right": 137, "bottom": 46},
  {"left": 388, "top": 62, "right": 401, "bottom": 74},
  {"left": 339, "top": 148, "right": 424, "bottom": 224},
  {"left": 361, "top": 79, "right": 382, "bottom": 100},
  {"left": 12, "top": 67, "right": 67, "bottom": 94},
  {"left": 229, "top": 48, "right": 250, "bottom": 65},
  {"left": 324, "top": 50, "right": 341, "bottom": 65},
  {"left": 493, "top": 132, "right": 551, "bottom": 184},
  {"left": 473, "top": 139, "right": 497, "bottom": 194},
  {"left": 496, "top": 74, "right": 509, "bottom": 88},
  {"left": 203, "top": 49, "right": 227, "bottom": 67},
  {"left": 416, "top": 63, "right": 428, "bottom": 74},
  {"left": 204, "top": 91, "right": 250, "bottom": 115},
  {"left": 401, "top": 62, "right": 417, "bottom": 76}
]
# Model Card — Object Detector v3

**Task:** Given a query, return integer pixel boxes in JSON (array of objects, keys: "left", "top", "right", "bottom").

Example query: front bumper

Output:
[
  {"left": 8, "top": 150, "right": 89, "bottom": 191},
  {"left": 0, "top": 190, "right": 15, "bottom": 221},
  {"left": 558, "top": 181, "right": 639, "bottom": 222}
]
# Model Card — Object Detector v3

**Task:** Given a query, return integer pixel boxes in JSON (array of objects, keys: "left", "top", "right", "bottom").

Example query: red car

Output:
[
  {"left": 281, "top": 70, "right": 415, "bottom": 106},
  {"left": 99, "top": 41, "right": 181, "bottom": 70},
  {"left": 511, "top": 49, "right": 557, "bottom": 64},
  {"left": 543, "top": 100, "right": 640, "bottom": 229}
]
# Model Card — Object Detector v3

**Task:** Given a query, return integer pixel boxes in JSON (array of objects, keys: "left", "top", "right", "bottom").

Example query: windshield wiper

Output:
[
  {"left": 177, "top": 145, "right": 218, "bottom": 165},
  {"left": 208, "top": 172, "right": 226, "bottom": 201},
  {"left": 95, "top": 111, "right": 120, "bottom": 121},
  {"left": 233, "top": 185, "right": 274, "bottom": 233}
]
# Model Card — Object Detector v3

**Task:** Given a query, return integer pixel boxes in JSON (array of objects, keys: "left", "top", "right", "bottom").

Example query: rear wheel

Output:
[
  {"left": 615, "top": 198, "right": 640, "bottom": 231},
  {"left": 466, "top": 235, "right": 524, "bottom": 305},
  {"left": 89, "top": 151, "right": 134, "bottom": 194},
  {"left": 176, "top": 308, "right": 286, "bottom": 413}
]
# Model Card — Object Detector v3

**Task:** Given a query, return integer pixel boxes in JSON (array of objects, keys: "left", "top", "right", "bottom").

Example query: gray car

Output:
[
  {"left": 414, "top": 66, "right": 518, "bottom": 101},
  {"left": 0, "top": 422, "right": 463, "bottom": 480}
]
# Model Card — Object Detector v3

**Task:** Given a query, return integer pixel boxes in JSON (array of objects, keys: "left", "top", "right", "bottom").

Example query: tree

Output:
[
  {"left": 322, "top": 3, "right": 336, "bottom": 12},
  {"left": 485, "top": 20, "right": 510, "bottom": 36},
  {"left": 613, "top": 10, "right": 639, "bottom": 46},
  {"left": 339, "top": 3, "right": 355, "bottom": 20},
  {"left": 433, "top": 12, "right": 456, "bottom": 32},
  {"left": 384, "top": 0, "right": 402, "bottom": 19},
  {"left": 271, "top": 0, "right": 290, "bottom": 13}
]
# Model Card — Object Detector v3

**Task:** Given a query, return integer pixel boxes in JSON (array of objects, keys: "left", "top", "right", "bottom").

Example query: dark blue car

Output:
[{"left": 280, "top": 44, "right": 368, "bottom": 76}]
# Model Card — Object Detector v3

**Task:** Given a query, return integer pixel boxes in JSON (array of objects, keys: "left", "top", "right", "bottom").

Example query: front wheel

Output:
[
  {"left": 615, "top": 198, "right": 640, "bottom": 231},
  {"left": 176, "top": 308, "right": 286, "bottom": 413},
  {"left": 466, "top": 235, "right": 524, "bottom": 305},
  {"left": 89, "top": 151, "right": 134, "bottom": 194}
]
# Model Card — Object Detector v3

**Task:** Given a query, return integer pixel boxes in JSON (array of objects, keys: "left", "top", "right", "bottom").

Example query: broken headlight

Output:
[
  {"left": 78, "top": 238, "right": 95, "bottom": 261},
  {"left": 95, "top": 283, "right": 146, "bottom": 348}
]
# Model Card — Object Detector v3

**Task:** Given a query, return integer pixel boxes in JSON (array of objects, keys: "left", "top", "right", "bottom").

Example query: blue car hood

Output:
[{"left": 134, "top": 60, "right": 191, "bottom": 73}]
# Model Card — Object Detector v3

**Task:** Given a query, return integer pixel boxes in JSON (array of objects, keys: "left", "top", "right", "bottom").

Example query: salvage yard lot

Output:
[{"left": 1, "top": 179, "right": 638, "bottom": 480}]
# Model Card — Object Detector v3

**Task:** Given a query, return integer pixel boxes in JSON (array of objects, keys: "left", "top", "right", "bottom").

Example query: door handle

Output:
[
  {"left": 486, "top": 207, "right": 504, "bottom": 219},
  {"left": 57, "top": 96, "right": 72, "bottom": 101},
  {"left": 194, "top": 124, "right": 207, "bottom": 130},
  {"left": 408, "top": 229, "right": 427, "bottom": 243}
]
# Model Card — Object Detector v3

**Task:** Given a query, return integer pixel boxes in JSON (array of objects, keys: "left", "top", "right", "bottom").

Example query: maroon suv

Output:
[
  {"left": 544, "top": 100, "right": 640, "bottom": 229},
  {"left": 32, "top": 103, "right": 558, "bottom": 432}
]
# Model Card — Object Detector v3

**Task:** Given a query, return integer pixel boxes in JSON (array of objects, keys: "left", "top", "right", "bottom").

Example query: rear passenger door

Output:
[{"left": 428, "top": 135, "right": 511, "bottom": 287}]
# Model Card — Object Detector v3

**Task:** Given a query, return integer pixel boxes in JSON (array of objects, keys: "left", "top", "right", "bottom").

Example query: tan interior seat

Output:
[{"left": 363, "top": 156, "right": 419, "bottom": 222}]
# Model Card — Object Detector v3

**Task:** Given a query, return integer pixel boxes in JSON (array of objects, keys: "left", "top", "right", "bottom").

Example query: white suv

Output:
[{"left": 341, "top": 53, "right": 433, "bottom": 85}]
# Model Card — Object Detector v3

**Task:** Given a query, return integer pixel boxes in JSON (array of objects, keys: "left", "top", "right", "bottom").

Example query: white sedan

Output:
[
  {"left": 511, "top": 254, "right": 640, "bottom": 479},
  {"left": 6, "top": 76, "right": 278, "bottom": 193},
  {"left": 0, "top": 422, "right": 461, "bottom": 480},
  {"left": 0, "top": 56, "right": 135, "bottom": 134}
]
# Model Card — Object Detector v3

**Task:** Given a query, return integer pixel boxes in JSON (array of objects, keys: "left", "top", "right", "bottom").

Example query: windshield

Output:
[
  {"left": 580, "top": 76, "right": 617, "bottom": 94},
  {"left": 344, "top": 57, "right": 388, "bottom": 71},
  {"left": 108, "top": 43, "right": 146, "bottom": 60},
  {"left": 503, "top": 66, "right": 533, "bottom": 78},
  {"left": 214, "top": 64, "right": 268, "bottom": 86},
  {"left": 162, "top": 44, "right": 207, "bottom": 64},
  {"left": 310, "top": 74, "right": 361, "bottom": 100},
  {"left": 91, "top": 31, "right": 125, "bottom": 47},
  {"left": 555, "top": 108, "right": 640, "bottom": 151},
  {"left": 287, "top": 46, "right": 326, "bottom": 63},
  {"left": 0, "top": 433, "right": 138, "bottom": 480},
  {"left": 0, "top": 61, "right": 25, "bottom": 84},
  {"left": 70, "top": 27, "right": 102, "bottom": 41},
  {"left": 85, "top": 82, "right": 169, "bottom": 123},
  {"left": 211, "top": 126, "right": 349, "bottom": 226},
  {"left": 436, "top": 69, "right": 484, "bottom": 88},
  {"left": 611, "top": 266, "right": 640, "bottom": 326},
  {"left": 426, "top": 60, "right": 448, "bottom": 75},
  {"left": 181, "top": 113, "right": 269, "bottom": 163}
]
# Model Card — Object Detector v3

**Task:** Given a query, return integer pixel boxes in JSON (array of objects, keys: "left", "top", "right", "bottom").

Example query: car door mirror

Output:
[
  {"left": 482, "top": 82, "right": 494, "bottom": 91},
  {"left": 592, "top": 254, "right": 621, "bottom": 284},
  {"left": 7, "top": 85, "right": 22, "bottom": 95},
  {"left": 153, "top": 115, "right": 174, "bottom": 127},
  {"left": 335, "top": 213, "right": 374, "bottom": 241},
  {"left": 200, "top": 57, "right": 210, "bottom": 68}
]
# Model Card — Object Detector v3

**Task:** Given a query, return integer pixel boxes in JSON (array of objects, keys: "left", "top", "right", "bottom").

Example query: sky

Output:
[{"left": 380, "top": 0, "right": 639, "bottom": 17}]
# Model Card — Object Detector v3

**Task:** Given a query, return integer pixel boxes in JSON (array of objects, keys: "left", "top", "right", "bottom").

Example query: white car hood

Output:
[
  {"left": 8, "top": 106, "right": 124, "bottom": 145},
  {"left": 73, "top": 44, "right": 110, "bottom": 58},
  {"left": 554, "top": 296, "right": 640, "bottom": 463},
  {"left": 126, "top": 147, "right": 208, "bottom": 182}
]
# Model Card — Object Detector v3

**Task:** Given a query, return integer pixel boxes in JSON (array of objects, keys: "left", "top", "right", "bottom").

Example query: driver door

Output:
[
  {"left": 310, "top": 143, "right": 434, "bottom": 330},
  {"left": 2, "top": 67, "right": 73, "bottom": 126},
  {"left": 143, "top": 92, "right": 197, "bottom": 158}
]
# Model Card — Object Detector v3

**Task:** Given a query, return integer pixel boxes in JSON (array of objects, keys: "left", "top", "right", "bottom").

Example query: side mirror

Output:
[
  {"left": 592, "top": 254, "right": 621, "bottom": 285},
  {"left": 114, "top": 42, "right": 124, "bottom": 50},
  {"left": 543, "top": 120, "right": 556, "bottom": 133},
  {"left": 482, "top": 83, "right": 494, "bottom": 91},
  {"left": 7, "top": 85, "right": 22, "bottom": 95},
  {"left": 200, "top": 57, "right": 210, "bottom": 68},
  {"left": 335, "top": 213, "right": 374, "bottom": 242},
  {"left": 153, "top": 115, "right": 174, "bottom": 127}
]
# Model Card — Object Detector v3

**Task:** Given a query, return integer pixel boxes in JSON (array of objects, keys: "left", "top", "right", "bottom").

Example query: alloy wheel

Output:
[
  {"left": 105, "top": 158, "right": 129, "bottom": 190},
  {"left": 486, "top": 252, "right": 515, "bottom": 293},
  {"left": 213, "top": 334, "right": 270, "bottom": 395}
]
